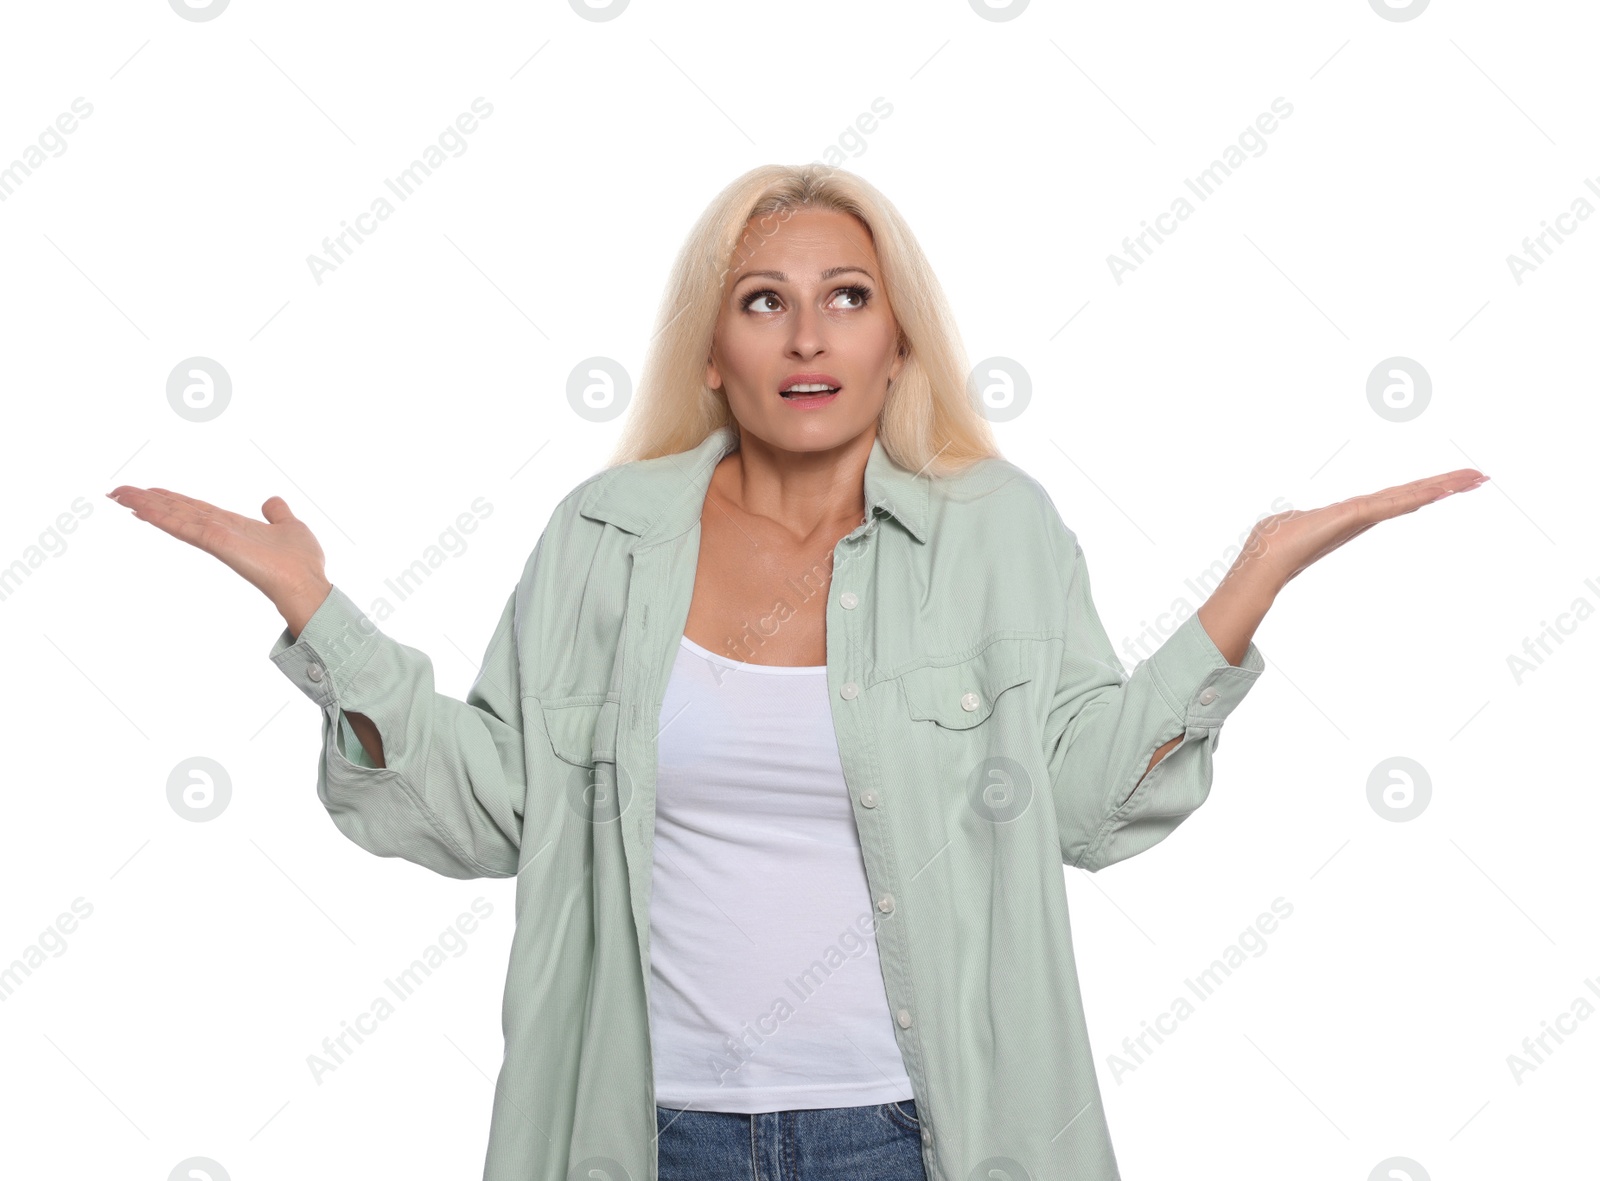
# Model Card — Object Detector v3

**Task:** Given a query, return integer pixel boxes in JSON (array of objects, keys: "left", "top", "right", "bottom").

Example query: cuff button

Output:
[
  {"left": 306, "top": 663, "right": 325, "bottom": 683},
  {"left": 1198, "top": 687, "right": 1218, "bottom": 705}
]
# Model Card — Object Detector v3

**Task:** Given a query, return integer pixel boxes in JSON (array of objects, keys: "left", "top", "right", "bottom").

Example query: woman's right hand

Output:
[{"left": 106, "top": 487, "right": 333, "bottom": 637}]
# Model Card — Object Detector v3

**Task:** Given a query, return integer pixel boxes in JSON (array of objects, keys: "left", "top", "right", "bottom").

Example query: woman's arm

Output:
[
  {"left": 1137, "top": 465, "right": 1488, "bottom": 778},
  {"left": 108, "top": 484, "right": 534, "bottom": 878},
  {"left": 281, "top": 577, "right": 386, "bottom": 768}
]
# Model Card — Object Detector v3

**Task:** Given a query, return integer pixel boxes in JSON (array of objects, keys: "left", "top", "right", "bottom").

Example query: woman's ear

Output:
[
  {"left": 705, "top": 357, "right": 721, "bottom": 391},
  {"left": 888, "top": 339, "right": 908, "bottom": 384}
]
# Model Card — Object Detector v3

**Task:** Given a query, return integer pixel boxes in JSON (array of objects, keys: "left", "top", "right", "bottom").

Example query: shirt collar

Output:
[{"left": 577, "top": 423, "right": 930, "bottom": 544}]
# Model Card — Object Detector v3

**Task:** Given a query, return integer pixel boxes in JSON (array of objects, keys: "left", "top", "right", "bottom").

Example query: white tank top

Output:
[{"left": 648, "top": 633, "right": 915, "bottom": 1112}]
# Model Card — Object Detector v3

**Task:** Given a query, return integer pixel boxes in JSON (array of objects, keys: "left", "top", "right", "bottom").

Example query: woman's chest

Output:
[{"left": 680, "top": 507, "right": 855, "bottom": 668}]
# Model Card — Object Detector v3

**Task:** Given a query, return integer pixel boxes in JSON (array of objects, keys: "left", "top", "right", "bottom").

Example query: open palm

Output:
[
  {"left": 105, "top": 486, "right": 329, "bottom": 612},
  {"left": 1246, "top": 467, "right": 1487, "bottom": 588}
]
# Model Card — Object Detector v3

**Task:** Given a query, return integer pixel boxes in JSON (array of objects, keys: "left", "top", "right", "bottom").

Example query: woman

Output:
[{"left": 107, "top": 164, "right": 1485, "bottom": 1181}]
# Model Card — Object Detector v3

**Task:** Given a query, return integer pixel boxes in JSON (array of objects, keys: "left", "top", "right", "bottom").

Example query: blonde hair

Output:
[{"left": 605, "top": 163, "right": 1001, "bottom": 477}]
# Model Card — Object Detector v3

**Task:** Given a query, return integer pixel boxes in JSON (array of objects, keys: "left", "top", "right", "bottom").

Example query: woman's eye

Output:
[{"left": 740, "top": 286, "right": 870, "bottom": 313}]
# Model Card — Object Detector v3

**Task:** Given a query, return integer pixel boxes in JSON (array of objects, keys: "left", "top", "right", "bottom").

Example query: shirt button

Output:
[
  {"left": 1198, "top": 687, "right": 1218, "bottom": 705},
  {"left": 841, "top": 681, "right": 859, "bottom": 700},
  {"left": 306, "top": 663, "right": 325, "bottom": 683},
  {"left": 960, "top": 691, "right": 979, "bottom": 712},
  {"left": 877, "top": 894, "right": 894, "bottom": 913},
  {"left": 897, "top": 1008, "right": 913, "bottom": 1029},
  {"left": 840, "top": 591, "right": 859, "bottom": 609},
  {"left": 860, "top": 791, "right": 878, "bottom": 808}
]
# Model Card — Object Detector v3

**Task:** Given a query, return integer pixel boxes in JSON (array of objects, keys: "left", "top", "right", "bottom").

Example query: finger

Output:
[
  {"left": 111, "top": 487, "right": 245, "bottom": 551},
  {"left": 111, "top": 488, "right": 216, "bottom": 545},
  {"left": 1363, "top": 469, "right": 1484, "bottom": 503},
  {"left": 146, "top": 486, "right": 224, "bottom": 516},
  {"left": 1351, "top": 473, "right": 1481, "bottom": 525},
  {"left": 139, "top": 487, "right": 222, "bottom": 525},
  {"left": 262, "top": 495, "right": 295, "bottom": 525}
]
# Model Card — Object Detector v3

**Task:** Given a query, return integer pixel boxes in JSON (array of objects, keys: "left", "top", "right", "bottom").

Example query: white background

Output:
[{"left": 1, "top": 1, "right": 1595, "bottom": 1178}]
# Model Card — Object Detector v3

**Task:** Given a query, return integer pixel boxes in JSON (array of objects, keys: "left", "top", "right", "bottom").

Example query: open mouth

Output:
[{"left": 780, "top": 383, "right": 841, "bottom": 400}]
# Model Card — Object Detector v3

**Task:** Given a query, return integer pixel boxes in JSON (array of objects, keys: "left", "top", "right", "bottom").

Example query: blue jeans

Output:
[{"left": 655, "top": 1099, "right": 928, "bottom": 1180}]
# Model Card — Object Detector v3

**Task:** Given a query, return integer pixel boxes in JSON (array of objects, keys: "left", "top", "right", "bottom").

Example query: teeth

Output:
[{"left": 782, "top": 383, "right": 837, "bottom": 394}]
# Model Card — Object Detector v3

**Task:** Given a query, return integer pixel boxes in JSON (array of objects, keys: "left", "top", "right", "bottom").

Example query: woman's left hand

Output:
[
  {"left": 1184, "top": 466, "right": 1488, "bottom": 674},
  {"left": 1238, "top": 467, "right": 1489, "bottom": 594}
]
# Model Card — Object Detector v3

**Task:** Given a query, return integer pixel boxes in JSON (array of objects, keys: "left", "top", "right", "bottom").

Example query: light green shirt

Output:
[{"left": 270, "top": 422, "right": 1265, "bottom": 1180}]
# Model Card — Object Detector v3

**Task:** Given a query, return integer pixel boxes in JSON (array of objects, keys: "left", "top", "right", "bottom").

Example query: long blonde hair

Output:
[{"left": 605, "top": 164, "right": 1001, "bottom": 477}]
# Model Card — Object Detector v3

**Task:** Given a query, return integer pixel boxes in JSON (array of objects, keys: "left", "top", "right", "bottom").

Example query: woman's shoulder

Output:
[{"left": 933, "top": 454, "right": 1074, "bottom": 535}]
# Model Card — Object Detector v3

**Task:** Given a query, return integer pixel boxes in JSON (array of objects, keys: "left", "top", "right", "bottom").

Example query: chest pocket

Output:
[
  {"left": 540, "top": 695, "right": 621, "bottom": 766},
  {"left": 896, "top": 641, "right": 1032, "bottom": 728}
]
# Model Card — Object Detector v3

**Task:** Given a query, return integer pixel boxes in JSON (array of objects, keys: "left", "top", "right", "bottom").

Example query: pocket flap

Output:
[
  {"left": 897, "top": 644, "right": 1031, "bottom": 729},
  {"left": 540, "top": 695, "right": 619, "bottom": 767}
]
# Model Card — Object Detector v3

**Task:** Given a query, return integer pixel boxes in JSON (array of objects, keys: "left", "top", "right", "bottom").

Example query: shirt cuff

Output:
[
  {"left": 267, "top": 585, "right": 382, "bottom": 710},
  {"left": 1143, "top": 609, "right": 1265, "bottom": 728}
]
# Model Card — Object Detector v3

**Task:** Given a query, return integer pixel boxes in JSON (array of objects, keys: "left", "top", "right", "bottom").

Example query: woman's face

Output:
[{"left": 707, "top": 206, "right": 906, "bottom": 455}]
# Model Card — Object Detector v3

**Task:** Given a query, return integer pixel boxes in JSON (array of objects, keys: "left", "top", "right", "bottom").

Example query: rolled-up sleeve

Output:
[
  {"left": 1041, "top": 520, "right": 1265, "bottom": 872},
  {"left": 268, "top": 582, "right": 527, "bottom": 880}
]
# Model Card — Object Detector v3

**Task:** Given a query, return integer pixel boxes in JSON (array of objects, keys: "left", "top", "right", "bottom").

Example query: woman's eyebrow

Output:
[{"left": 733, "top": 265, "right": 876, "bottom": 285}]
